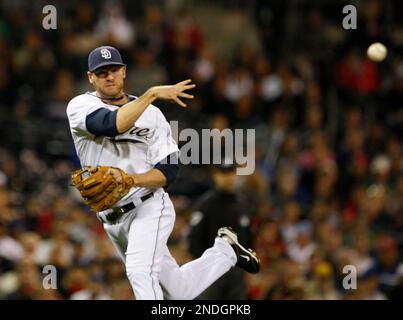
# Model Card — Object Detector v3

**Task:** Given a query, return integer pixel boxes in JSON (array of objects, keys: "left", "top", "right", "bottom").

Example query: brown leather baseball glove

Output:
[{"left": 71, "top": 166, "right": 134, "bottom": 212}]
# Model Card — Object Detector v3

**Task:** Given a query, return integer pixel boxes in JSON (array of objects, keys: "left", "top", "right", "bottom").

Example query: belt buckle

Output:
[
  {"left": 104, "top": 198, "right": 143, "bottom": 224},
  {"left": 106, "top": 206, "right": 125, "bottom": 224}
]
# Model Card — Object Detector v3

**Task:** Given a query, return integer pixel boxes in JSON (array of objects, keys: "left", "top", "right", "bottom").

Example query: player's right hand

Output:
[{"left": 148, "top": 79, "right": 196, "bottom": 107}]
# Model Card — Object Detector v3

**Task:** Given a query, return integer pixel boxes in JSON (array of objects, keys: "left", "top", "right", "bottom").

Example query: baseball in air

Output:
[{"left": 367, "top": 42, "right": 387, "bottom": 62}]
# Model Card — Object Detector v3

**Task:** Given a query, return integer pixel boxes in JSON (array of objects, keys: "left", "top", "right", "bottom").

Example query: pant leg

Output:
[
  {"left": 125, "top": 191, "right": 175, "bottom": 300},
  {"left": 159, "top": 237, "right": 237, "bottom": 300},
  {"left": 104, "top": 191, "right": 237, "bottom": 300},
  {"left": 103, "top": 220, "right": 129, "bottom": 264}
]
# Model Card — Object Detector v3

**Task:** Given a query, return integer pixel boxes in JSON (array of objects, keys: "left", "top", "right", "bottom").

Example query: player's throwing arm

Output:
[{"left": 116, "top": 79, "right": 195, "bottom": 133}]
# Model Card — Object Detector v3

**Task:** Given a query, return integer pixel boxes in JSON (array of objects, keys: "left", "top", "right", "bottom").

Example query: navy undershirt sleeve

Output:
[
  {"left": 154, "top": 153, "right": 179, "bottom": 185},
  {"left": 86, "top": 108, "right": 119, "bottom": 137}
]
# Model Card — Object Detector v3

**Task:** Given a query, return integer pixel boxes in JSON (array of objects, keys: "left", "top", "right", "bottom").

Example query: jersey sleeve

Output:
[
  {"left": 66, "top": 94, "right": 104, "bottom": 135},
  {"left": 146, "top": 107, "right": 180, "bottom": 166}
]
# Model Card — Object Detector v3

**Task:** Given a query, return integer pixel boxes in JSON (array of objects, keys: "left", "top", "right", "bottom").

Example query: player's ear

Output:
[
  {"left": 122, "top": 66, "right": 126, "bottom": 79},
  {"left": 87, "top": 71, "right": 94, "bottom": 84}
]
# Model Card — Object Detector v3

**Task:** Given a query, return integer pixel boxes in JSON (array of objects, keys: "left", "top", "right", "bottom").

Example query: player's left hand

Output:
[
  {"left": 103, "top": 167, "right": 123, "bottom": 183},
  {"left": 71, "top": 166, "right": 134, "bottom": 212}
]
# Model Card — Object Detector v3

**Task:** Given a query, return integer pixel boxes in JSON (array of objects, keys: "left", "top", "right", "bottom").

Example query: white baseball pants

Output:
[{"left": 103, "top": 189, "right": 237, "bottom": 300}]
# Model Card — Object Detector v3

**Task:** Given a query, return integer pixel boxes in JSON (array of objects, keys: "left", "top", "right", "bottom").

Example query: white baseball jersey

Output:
[{"left": 66, "top": 92, "right": 179, "bottom": 203}]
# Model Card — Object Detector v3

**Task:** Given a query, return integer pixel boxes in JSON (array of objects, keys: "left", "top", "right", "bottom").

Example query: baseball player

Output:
[{"left": 66, "top": 46, "right": 260, "bottom": 300}]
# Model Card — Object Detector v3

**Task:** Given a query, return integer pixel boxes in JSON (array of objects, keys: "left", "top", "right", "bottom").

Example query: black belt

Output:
[{"left": 97, "top": 192, "right": 154, "bottom": 224}]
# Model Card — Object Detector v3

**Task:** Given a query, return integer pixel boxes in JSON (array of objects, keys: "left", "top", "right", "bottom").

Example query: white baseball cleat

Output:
[{"left": 218, "top": 226, "right": 260, "bottom": 274}]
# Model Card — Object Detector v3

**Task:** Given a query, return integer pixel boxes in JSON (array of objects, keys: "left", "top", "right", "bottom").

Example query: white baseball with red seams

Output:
[
  {"left": 66, "top": 92, "right": 237, "bottom": 299},
  {"left": 367, "top": 42, "right": 387, "bottom": 62}
]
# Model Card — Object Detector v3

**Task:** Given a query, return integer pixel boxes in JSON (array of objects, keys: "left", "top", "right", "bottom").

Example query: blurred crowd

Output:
[{"left": 1, "top": 0, "right": 403, "bottom": 300}]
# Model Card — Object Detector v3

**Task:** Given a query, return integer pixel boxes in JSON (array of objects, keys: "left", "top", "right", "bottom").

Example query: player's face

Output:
[{"left": 88, "top": 65, "right": 126, "bottom": 98}]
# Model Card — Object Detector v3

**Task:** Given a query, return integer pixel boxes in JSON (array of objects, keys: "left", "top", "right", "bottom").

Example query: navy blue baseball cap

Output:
[{"left": 88, "top": 46, "right": 126, "bottom": 72}]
